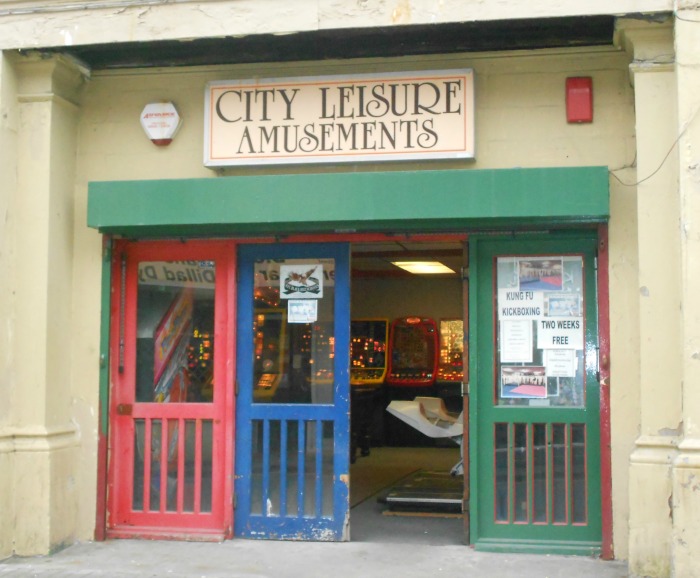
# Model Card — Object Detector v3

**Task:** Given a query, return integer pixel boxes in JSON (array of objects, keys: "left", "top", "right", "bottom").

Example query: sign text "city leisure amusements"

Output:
[{"left": 204, "top": 70, "right": 474, "bottom": 166}]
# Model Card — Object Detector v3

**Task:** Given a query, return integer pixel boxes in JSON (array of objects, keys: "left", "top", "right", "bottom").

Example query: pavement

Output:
[
  {"left": 0, "top": 537, "right": 629, "bottom": 578},
  {"left": 0, "top": 447, "right": 630, "bottom": 577}
]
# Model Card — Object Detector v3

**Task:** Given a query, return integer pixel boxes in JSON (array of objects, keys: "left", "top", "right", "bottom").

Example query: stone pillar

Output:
[
  {"left": 9, "top": 52, "right": 88, "bottom": 556},
  {"left": 615, "top": 18, "right": 682, "bottom": 578},
  {"left": 671, "top": 5, "right": 700, "bottom": 576},
  {"left": 0, "top": 50, "right": 20, "bottom": 562}
]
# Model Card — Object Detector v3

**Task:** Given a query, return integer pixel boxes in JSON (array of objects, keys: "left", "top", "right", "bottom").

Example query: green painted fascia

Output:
[{"left": 87, "top": 167, "right": 609, "bottom": 237}]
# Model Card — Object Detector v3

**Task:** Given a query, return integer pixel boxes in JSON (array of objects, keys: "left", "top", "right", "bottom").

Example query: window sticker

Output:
[
  {"left": 280, "top": 264, "right": 323, "bottom": 299},
  {"left": 287, "top": 299, "right": 318, "bottom": 323}
]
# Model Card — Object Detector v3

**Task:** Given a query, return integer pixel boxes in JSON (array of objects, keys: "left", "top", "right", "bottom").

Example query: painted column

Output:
[
  {"left": 616, "top": 18, "right": 682, "bottom": 578},
  {"left": 10, "top": 52, "right": 87, "bottom": 556},
  {"left": 0, "top": 51, "right": 20, "bottom": 562},
  {"left": 671, "top": 5, "right": 700, "bottom": 576}
]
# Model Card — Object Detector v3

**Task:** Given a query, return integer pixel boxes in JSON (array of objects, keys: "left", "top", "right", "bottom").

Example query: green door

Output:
[{"left": 470, "top": 233, "right": 602, "bottom": 555}]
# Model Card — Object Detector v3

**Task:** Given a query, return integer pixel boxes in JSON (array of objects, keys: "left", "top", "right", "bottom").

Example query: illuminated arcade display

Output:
[
  {"left": 301, "top": 322, "right": 335, "bottom": 385},
  {"left": 437, "top": 319, "right": 464, "bottom": 382},
  {"left": 253, "top": 309, "right": 286, "bottom": 400},
  {"left": 350, "top": 319, "right": 389, "bottom": 387},
  {"left": 186, "top": 327, "right": 214, "bottom": 401},
  {"left": 386, "top": 317, "right": 439, "bottom": 387}
]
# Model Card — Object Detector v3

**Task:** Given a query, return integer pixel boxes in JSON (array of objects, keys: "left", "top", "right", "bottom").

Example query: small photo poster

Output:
[
  {"left": 288, "top": 299, "right": 318, "bottom": 323},
  {"left": 545, "top": 293, "right": 581, "bottom": 317},
  {"left": 519, "top": 258, "right": 563, "bottom": 292},
  {"left": 501, "top": 366, "right": 547, "bottom": 399},
  {"left": 280, "top": 264, "right": 323, "bottom": 299}
]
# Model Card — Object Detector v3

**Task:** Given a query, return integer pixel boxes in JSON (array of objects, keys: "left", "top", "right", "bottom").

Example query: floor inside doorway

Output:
[{"left": 349, "top": 446, "right": 466, "bottom": 545}]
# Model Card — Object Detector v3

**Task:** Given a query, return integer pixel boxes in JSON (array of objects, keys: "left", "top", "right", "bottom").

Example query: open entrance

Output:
[
  {"left": 104, "top": 232, "right": 604, "bottom": 551},
  {"left": 347, "top": 239, "right": 468, "bottom": 545}
]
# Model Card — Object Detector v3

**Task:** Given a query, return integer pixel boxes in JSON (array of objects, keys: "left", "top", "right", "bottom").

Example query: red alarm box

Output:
[{"left": 566, "top": 77, "right": 593, "bottom": 124}]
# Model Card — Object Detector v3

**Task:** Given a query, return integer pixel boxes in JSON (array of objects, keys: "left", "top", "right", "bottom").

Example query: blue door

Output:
[{"left": 235, "top": 243, "right": 350, "bottom": 540}]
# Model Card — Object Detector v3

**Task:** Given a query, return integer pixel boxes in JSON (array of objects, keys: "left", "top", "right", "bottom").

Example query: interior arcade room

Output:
[{"left": 347, "top": 241, "right": 465, "bottom": 528}]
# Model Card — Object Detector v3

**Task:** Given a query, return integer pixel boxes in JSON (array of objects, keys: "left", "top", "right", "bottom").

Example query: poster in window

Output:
[
  {"left": 519, "top": 258, "right": 563, "bottom": 291},
  {"left": 501, "top": 366, "right": 547, "bottom": 399},
  {"left": 500, "top": 319, "right": 533, "bottom": 363}
]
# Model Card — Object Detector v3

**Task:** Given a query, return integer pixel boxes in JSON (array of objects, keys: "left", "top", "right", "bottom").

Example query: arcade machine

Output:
[
  {"left": 349, "top": 319, "right": 389, "bottom": 461},
  {"left": 351, "top": 318, "right": 389, "bottom": 386},
  {"left": 385, "top": 316, "right": 439, "bottom": 446},
  {"left": 436, "top": 318, "right": 464, "bottom": 415},
  {"left": 252, "top": 309, "right": 286, "bottom": 401}
]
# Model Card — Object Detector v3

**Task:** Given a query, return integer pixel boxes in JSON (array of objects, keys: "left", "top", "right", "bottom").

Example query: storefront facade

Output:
[
  {"left": 89, "top": 168, "right": 608, "bottom": 549},
  {"left": 1, "top": 2, "right": 699, "bottom": 576}
]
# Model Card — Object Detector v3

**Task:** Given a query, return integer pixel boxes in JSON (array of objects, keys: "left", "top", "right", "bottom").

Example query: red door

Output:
[{"left": 107, "top": 240, "right": 235, "bottom": 539}]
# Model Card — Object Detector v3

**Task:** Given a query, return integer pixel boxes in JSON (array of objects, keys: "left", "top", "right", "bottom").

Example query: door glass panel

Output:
[
  {"left": 495, "top": 256, "right": 585, "bottom": 407},
  {"left": 137, "top": 261, "right": 216, "bottom": 403},
  {"left": 252, "top": 258, "right": 335, "bottom": 404}
]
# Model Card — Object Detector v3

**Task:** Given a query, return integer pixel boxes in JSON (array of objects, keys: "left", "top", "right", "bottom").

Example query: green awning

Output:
[{"left": 87, "top": 167, "right": 609, "bottom": 237}]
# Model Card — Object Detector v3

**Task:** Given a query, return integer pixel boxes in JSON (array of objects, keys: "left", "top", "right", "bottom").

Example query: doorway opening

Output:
[{"left": 348, "top": 239, "right": 467, "bottom": 545}]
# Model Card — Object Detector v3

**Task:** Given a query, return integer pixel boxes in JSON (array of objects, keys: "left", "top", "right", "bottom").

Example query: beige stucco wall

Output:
[
  {"left": 0, "top": 0, "right": 673, "bottom": 52},
  {"left": 63, "top": 46, "right": 639, "bottom": 557}
]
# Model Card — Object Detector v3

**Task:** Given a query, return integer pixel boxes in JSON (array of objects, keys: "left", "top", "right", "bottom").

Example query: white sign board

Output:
[
  {"left": 288, "top": 299, "right": 318, "bottom": 323},
  {"left": 498, "top": 289, "right": 544, "bottom": 319},
  {"left": 205, "top": 69, "right": 475, "bottom": 166},
  {"left": 536, "top": 317, "right": 584, "bottom": 350}
]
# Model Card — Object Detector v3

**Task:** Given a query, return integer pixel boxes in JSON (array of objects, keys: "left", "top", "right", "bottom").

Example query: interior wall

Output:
[{"left": 351, "top": 277, "right": 462, "bottom": 322}]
